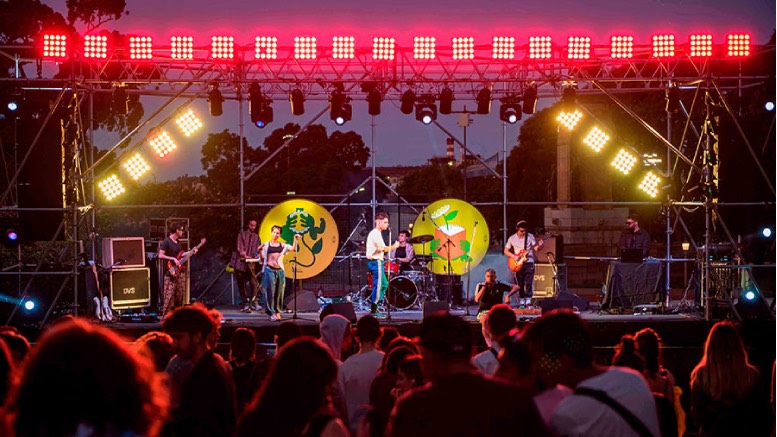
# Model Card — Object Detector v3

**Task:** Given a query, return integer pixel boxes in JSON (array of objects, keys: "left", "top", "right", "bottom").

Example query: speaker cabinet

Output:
[
  {"left": 533, "top": 264, "right": 567, "bottom": 298},
  {"left": 324, "top": 302, "right": 357, "bottom": 323},
  {"left": 110, "top": 267, "right": 151, "bottom": 309},
  {"left": 103, "top": 237, "right": 146, "bottom": 268},
  {"left": 282, "top": 291, "right": 320, "bottom": 312}
]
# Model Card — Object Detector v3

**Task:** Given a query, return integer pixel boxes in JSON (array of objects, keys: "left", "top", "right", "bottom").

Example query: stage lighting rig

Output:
[
  {"left": 208, "top": 83, "right": 224, "bottom": 117},
  {"left": 476, "top": 87, "right": 492, "bottom": 114},
  {"left": 289, "top": 88, "right": 305, "bottom": 116},
  {"left": 330, "top": 88, "right": 352, "bottom": 126},
  {"left": 665, "top": 82, "right": 680, "bottom": 113},
  {"left": 415, "top": 94, "right": 437, "bottom": 125},
  {"left": 522, "top": 84, "right": 537, "bottom": 114},
  {"left": 249, "top": 82, "right": 273, "bottom": 128},
  {"left": 439, "top": 87, "right": 454, "bottom": 114},
  {"left": 499, "top": 95, "right": 521, "bottom": 124},
  {"left": 366, "top": 87, "right": 382, "bottom": 116},
  {"left": 561, "top": 85, "right": 577, "bottom": 111},
  {"left": 400, "top": 89, "right": 416, "bottom": 114}
]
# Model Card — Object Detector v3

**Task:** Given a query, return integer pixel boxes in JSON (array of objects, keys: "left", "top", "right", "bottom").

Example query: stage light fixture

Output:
[
  {"left": 414, "top": 37, "right": 436, "bottom": 60},
  {"left": 567, "top": 36, "right": 591, "bottom": 60},
  {"left": 638, "top": 171, "right": 661, "bottom": 197},
  {"left": 476, "top": 88, "right": 492, "bottom": 115},
  {"left": 766, "top": 101, "right": 775, "bottom": 112},
  {"left": 499, "top": 96, "right": 521, "bottom": 124},
  {"left": 400, "top": 90, "right": 416, "bottom": 115},
  {"left": 7, "top": 101, "right": 18, "bottom": 112},
  {"left": 98, "top": 175, "right": 126, "bottom": 200},
  {"left": 129, "top": 36, "right": 153, "bottom": 60},
  {"left": 612, "top": 149, "right": 638, "bottom": 175},
  {"left": 583, "top": 127, "right": 609, "bottom": 152},
  {"left": 556, "top": 110, "right": 583, "bottom": 130},
  {"left": 560, "top": 86, "right": 577, "bottom": 111},
  {"left": 522, "top": 85, "right": 537, "bottom": 114},
  {"left": 123, "top": 153, "right": 151, "bottom": 180},
  {"left": 149, "top": 131, "right": 177, "bottom": 158},
  {"left": 652, "top": 34, "right": 675, "bottom": 58},
  {"left": 761, "top": 227, "right": 772, "bottom": 238},
  {"left": 255, "top": 36, "right": 278, "bottom": 59},
  {"left": 452, "top": 37, "right": 474, "bottom": 60},
  {"left": 690, "top": 34, "right": 713, "bottom": 57},
  {"left": 84, "top": 34, "right": 108, "bottom": 59},
  {"left": 665, "top": 83, "right": 681, "bottom": 113},
  {"left": 211, "top": 36, "right": 235, "bottom": 60},
  {"left": 23, "top": 299, "right": 35, "bottom": 311},
  {"left": 333, "top": 36, "right": 355, "bottom": 59},
  {"left": 415, "top": 95, "right": 437, "bottom": 125},
  {"left": 610, "top": 35, "right": 634, "bottom": 59},
  {"left": 439, "top": 87, "right": 454, "bottom": 115},
  {"left": 742, "top": 290, "right": 757, "bottom": 302},
  {"left": 3, "top": 226, "right": 20, "bottom": 248},
  {"left": 294, "top": 36, "right": 317, "bottom": 59},
  {"left": 329, "top": 89, "right": 352, "bottom": 126},
  {"left": 727, "top": 33, "right": 751, "bottom": 57},
  {"left": 367, "top": 88, "right": 382, "bottom": 116},
  {"left": 208, "top": 84, "right": 224, "bottom": 116},
  {"left": 112, "top": 87, "right": 128, "bottom": 115},
  {"left": 249, "top": 83, "right": 274, "bottom": 128},
  {"left": 175, "top": 110, "right": 203, "bottom": 136},
  {"left": 171, "top": 36, "right": 194, "bottom": 60},
  {"left": 43, "top": 34, "right": 68, "bottom": 58},
  {"left": 529, "top": 36, "right": 552, "bottom": 59},
  {"left": 289, "top": 88, "right": 305, "bottom": 116},
  {"left": 372, "top": 37, "right": 395, "bottom": 60},
  {"left": 492, "top": 36, "right": 515, "bottom": 59}
]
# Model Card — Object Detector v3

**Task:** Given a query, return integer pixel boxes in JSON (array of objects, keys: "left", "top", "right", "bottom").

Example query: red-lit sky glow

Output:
[{"left": 41, "top": 0, "right": 775, "bottom": 181}]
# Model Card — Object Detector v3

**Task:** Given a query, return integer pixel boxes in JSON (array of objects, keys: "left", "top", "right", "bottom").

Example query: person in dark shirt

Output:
[
  {"left": 159, "top": 223, "right": 197, "bottom": 316},
  {"left": 618, "top": 213, "right": 651, "bottom": 258},
  {"left": 475, "top": 268, "right": 519, "bottom": 320}
]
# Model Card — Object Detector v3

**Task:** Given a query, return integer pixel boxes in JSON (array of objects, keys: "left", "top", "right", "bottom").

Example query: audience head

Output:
[
  {"left": 206, "top": 307, "right": 224, "bottom": 349},
  {"left": 382, "top": 346, "right": 416, "bottom": 376},
  {"left": 691, "top": 321, "right": 759, "bottom": 400},
  {"left": 417, "top": 313, "right": 472, "bottom": 378},
  {"left": 134, "top": 331, "right": 175, "bottom": 372},
  {"left": 612, "top": 334, "right": 645, "bottom": 373},
  {"left": 634, "top": 327, "right": 663, "bottom": 375},
  {"left": 487, "top": 304, "right": 517, "bottom": 344},
  {"left": 521, "top": 310, "right": 594, "bottom": 388},
  {"left": 355, "top": 314, "right": 382, "bottom": 345},
  {"left": 275, "top": 321, "right": 302, "bottom": 349},
  {"left": 396, "top": 355, "right": 424, "bottom": 392},
  {"left": 163, "top": 305, "right": 215, "bottom": 360},
  {"left": 495, "top": 334, "right": 533, "bottom": 385},
  {"left": 0, "top": 330, "right": 30, "bottom": 367},
  {"left": 379, "top": 327, "right": 400, "bottom": 351},
  {"left": 319, "top": 314, "right": 352, "bottom": 361},
  {"left": 386, "top": 336, "right": 416, "bottom": 354},
  {"left": 0, "top": 339, "right": 13, "bottom": 402},
  {"left": 6, "top": 319, "right": 167, "bottom": 437},
  {"left": 479, "top": 313, "right": 492, "bottom": 348},
  {"left": 238, "top": 337, "right": 337, "bottom": 437},
  {"left": 230, "top": 328, "right": 257, "bottom": 363}
]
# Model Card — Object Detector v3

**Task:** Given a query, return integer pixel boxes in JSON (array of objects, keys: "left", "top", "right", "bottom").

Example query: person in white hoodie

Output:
[{"left": 319, "top": 314, "right": 353, "bottom": 426}]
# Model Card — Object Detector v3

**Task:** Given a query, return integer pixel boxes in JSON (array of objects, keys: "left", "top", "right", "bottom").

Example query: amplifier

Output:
[
  {"left": 102, "top": 237, "right": 146, "bottom": 268},
  {"left": 110, "top": 267, "right": 151, "bottom": 309},
  {"left": 533, "top": 263, "right": 567, "bottom": 298}
]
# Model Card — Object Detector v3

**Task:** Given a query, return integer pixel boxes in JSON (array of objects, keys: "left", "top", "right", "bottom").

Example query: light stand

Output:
[
  {"left": 464, "top": 221, "right": 479, "bottom": 316},
  {"left": 292, "top": 239, "right": 299, "bottom": 320},
  {"left": 386, "top": 227, "right": 392, "bottom": 322}
]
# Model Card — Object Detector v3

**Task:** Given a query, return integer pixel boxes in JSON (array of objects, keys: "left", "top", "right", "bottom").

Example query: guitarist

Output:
[
  {"left": 159, "top": 223, "right": 198, "bottom": 316},
  {"left": 231, "top": 219, "right": 262, "bottom": 313},
  {"left": 503, "top": 220, "right": 543, "bottom": 307}
]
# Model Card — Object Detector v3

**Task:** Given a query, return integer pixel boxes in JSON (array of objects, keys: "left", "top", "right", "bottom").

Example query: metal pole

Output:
[
  {"left": 502, "top": 122, "right": 508, "bottom": 247},
  {"left": 665, "top": 101, "right": 672, "bottom": 307},
  {"left": 238, "top": 84, "right": 245, "bottom": 227}
]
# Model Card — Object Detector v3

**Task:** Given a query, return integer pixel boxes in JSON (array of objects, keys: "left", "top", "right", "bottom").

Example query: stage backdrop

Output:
[
  {"left": 410, "top": 198, "right": 489, "bottom": 275},
  {"left": 260, "top": 199, "right": 338, "bottom": 280}
]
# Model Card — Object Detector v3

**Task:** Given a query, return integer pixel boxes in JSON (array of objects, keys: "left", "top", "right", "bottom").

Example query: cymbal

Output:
[{"left": 409, "top": 234, "right": 434, "bottom": 244}]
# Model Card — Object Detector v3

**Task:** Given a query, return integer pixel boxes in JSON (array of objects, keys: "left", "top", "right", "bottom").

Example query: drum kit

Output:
[{"left": 382, "top": 234, "right": 445, "bottom": 311}]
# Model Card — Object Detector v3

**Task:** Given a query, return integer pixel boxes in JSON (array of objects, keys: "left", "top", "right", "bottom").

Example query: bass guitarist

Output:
[
  {"left": 159, "top": 222, "right": 198, "bottom": 316},
  {"left": 503, "top": 220, "right": 543, "bottom": 306}
]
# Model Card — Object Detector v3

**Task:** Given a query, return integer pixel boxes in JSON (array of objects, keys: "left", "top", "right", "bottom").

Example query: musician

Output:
[
  {"left": 503, "top": 220, "right": 543, "bottom": 306},
  {"left": 475, "top": 268, "right": 519, "bottom": 321},
  {"left": 159, "top": 223, "right": 197, "bottom": 316},
  {"left": 231, "top": 219, "right": 262, "bottom": 313},
  {"left": 389, "top": 230, "right": 415, "bottom": 273},
  {"left": 260, "top": 226, "right": 300, "bottom": 322},
  {"left": 365, "top": 212, "right": 399, "bottom": 316},
  {"left": 618, "top": 213, "right": 651, "bottom": 258}
]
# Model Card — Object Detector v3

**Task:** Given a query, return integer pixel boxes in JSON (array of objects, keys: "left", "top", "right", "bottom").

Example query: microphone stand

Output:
[
  {"left": 425, "top": 211, "right": 456, "bottom": 309},
  {"left": 465, "top": 221, "right": 478, "bottom": 316},
  {"left": 386, "top": 227, "right": 392, "bottom": 322},
  {"left": 292, "top": 238, "right": 299, "bottom": 320},
  {"left": 546, "top": 252, "right": 560, "bottom": 299}
]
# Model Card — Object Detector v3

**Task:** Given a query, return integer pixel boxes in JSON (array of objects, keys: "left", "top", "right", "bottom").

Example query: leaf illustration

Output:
[
  {"left": 280, "top": 226, "right": 297, "bottom": 244},
  {"left": 430, "top": 238, "right": 440, "bottom": 253},
  {"left": 460, "top": 239, "right": 471, "bottom": 254},
  {"left": 309, "top": 217, "right": 326, "bottom": 240},
  {"left": 444, "top": 210, "right": 458, "bottom": 221},
  {"left": 311, "top": 238, "right": 323, "bottom": 255}
]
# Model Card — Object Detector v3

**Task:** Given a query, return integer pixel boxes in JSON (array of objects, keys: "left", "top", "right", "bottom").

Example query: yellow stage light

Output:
[
  {"left": 583, "top": 126, "right": 609, "bottom": 152},
  {"left": 149, "top": 131, "right": 177, "bottom": 158},
  {"left": 557, "top": 110, "right": 583, "bottom": 130},
  {"left": 639, "top": 171, "right": 661, "bottom": 197},
  {"left": 612, "top": 149, "right": 638, "bottom": 175},
  {"left": 123, "top": 153, "right": 150, "bottom": 180},
  {"left": 175, "top": 110, "right": 203, "bottom": 136},
  {"left": 98, "top": 175, "right": 125, "bottom": 200}
]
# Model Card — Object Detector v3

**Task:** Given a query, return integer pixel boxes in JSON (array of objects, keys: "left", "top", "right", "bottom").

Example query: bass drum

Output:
[{"left": 387, "top": 276, "right": 418, "bottom": 310}]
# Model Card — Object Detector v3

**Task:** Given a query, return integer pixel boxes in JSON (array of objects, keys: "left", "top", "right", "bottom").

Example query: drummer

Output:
[{"left": 390, "top": 230, "right": 415, "bottom": 273}]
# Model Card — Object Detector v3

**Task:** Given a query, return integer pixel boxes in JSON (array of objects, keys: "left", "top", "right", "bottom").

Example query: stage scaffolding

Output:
[{"left": 0, "top": 40, "right": 774, "bottom": 324}]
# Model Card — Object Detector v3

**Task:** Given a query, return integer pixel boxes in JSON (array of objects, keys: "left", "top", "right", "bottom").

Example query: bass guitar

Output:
[
  {"left": 168, "top": 237, "right": 207, "bottom": 277},
  {"left": 507, "top": 233, "right": 552, "bottom": 273}
]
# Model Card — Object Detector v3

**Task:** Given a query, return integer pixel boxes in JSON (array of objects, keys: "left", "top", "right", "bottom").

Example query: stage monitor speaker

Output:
[
  {"left": 110, "top": 267, "right": 151, "bottom": 310},
  {"left": 422, "top": 301, "right": 449, "bottom": 319},
  {"left": 283, "top": 291, "right": 320, "bottom": 312},
  {"left": 540, "top": 299, "right": 573, "bottom": 314},
  {"left": 735, "top": 298, "right": 773, "bottom": 320},
  {"left": 556, "top": 290, "right": 590, "bottom": 311},
  {"left": 533, "top": 263, "right": 568, "bottom": 298},
  {"left": 324, "top": 302, "right": 357, "bottom": 323},
  {"left": 102, "top": 237, "right": 146, "bottom": 268}
]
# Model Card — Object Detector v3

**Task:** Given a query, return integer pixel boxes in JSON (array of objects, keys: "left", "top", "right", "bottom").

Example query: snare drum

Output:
[
  {"left": 387, "top": 276, "right": 419, "bottom": 310},
  {"left": 384, "top": 261, "right": 399, "bottom": 274}
]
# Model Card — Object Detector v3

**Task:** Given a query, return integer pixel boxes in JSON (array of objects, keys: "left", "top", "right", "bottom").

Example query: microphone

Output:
[
  {"left": 117, "top": 258, "right": 127, "bottom": 264},
  {"left": 474, "top": 221, "right": 478, "bottom": 226}
]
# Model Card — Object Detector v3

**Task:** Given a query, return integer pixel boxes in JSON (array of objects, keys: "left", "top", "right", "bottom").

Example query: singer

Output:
[
  {"left": 365, "top": 211, "right": 399, "bottom": 317},
  {"left": 618, "top": 213, "right": 650, "bottom": 257},
  {"left": 475, "top": 269, "right": 519, "bottom": 321},
  {"left": 260, "top": 225, "right": 300, "bottom": 322}
]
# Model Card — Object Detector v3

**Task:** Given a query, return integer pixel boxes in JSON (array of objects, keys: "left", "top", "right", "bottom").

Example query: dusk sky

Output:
[{"left": 42, "top": 0, "right": 776, "bottom": 181}]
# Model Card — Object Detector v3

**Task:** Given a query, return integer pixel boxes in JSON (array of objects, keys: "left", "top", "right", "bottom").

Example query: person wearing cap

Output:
[
  {"left": 387, "top": 313, "right": 550, "bottom": 437},
  {"left": 504, "top": 219, "right": 543, "bottom": 307}
]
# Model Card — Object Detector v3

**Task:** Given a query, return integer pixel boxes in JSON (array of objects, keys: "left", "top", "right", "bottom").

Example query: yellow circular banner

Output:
[
  {"left": 410, "top": 198, "right": 489, "bottom": 275},
  {"left": 259, "top": 199, "right": 339, "bottom": 280}
]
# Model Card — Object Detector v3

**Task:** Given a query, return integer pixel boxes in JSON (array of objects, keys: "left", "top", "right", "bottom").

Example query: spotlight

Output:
[
  {"left": 743, "top": 290, "right": 757, "bottom": 301},
  {"left": 665, "top": 83, "right": 680, "bottom": 113},
  {"left": 3, "top": 227, "right": 20, "bottom": 248},
  {"left": 761, "top": 227, "right": 772, "bottom": 238},
  {"left": 476, "top": 88, "right": 492, "bottom": 115},
  {"left": 561, "top": 86, "right": 577, "bottom": 110},
  {"left": 415, "top": 95, "right": 437, "bottom": 125},
  {"left": 289, "top": 88, "right": 305, "bottom": 116},
  {"left": 330, "top": 89, "right": 352, "bottom": 125},
  {"left": 7, "top": 101, "right": 18, "bottom": 112},
  {"left": 522, "top": 84, "right": 537, "bottom": 114},
  {"left": 400, "top": 90, "right": 416, "bottom": 115},
  {"left": 366, "top": 88, "right": 382, "bottom": 116},
  {"left": 249, "top": 83, "right": 273, "bottom": 128},
  {"left": 439, "top": 87, "right": 454, "bottom": 115},
  {"left": 499, "top": 96, "right": 521, "bottom": 124},
  {"left": 23, "top": 299, "right": 35, "bottom": 311},
  {"left": 208, "top": 84, "right": 224, "bottom": 117},
  {"left": 766, "top": 101, "right": 775, "bottom": 112}
]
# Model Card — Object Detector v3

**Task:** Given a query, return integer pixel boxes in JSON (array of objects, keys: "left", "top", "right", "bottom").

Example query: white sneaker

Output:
[
  {"left": 269, "top": 315, "right": 278, "bottom": 321},
  {"left": 93, "top": 297, "right": 103, "bottom": 320},
  {"left": 102, "top": 296, "right": 114, "bottom": 321}
]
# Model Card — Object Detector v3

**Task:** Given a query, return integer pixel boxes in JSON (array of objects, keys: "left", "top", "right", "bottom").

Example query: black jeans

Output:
[
  {"left": 235, "top": 269, "right": 257, "bottom": 305},
  {"left": 514, "top": 263, "right": 535, "bottom": 298}
]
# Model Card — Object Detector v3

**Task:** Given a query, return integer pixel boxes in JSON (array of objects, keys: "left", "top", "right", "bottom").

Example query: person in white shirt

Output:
[
  {"left": 504, "top": 220, "right": 543, "bottom": 306},
  {"left": 365, "top": 212, "right": 398, "bottom": 315},
  {"left": 339, "top": 315, "right": 385, "bottom": 431}
]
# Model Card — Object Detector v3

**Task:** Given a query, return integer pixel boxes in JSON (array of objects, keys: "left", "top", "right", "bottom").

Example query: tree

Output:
[
  {"left": 65, "top": 0, "right": 126, "bottom": 31},
  {"left": 200, "top": 129, "right": 264, "bottom": 198}
]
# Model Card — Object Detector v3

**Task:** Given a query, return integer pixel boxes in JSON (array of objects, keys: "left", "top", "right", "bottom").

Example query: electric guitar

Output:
[
  {"left": 507, "top": 233, "right": 552, "bottom": 273},
  {"left": 168, "top": 237, "right": 207, "bottom": 277}
]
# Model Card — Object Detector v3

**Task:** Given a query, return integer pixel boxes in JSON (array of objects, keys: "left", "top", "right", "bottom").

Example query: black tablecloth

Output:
[{"left": 602, "top": 261, "right": 663, "bottom": 309}]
